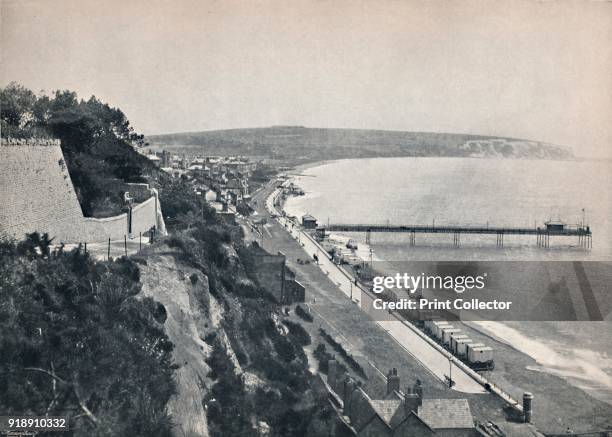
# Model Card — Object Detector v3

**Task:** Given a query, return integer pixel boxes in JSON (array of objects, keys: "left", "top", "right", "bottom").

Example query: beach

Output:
[{"left": 279, "top": 157, "right": 612, "bottom": 433}]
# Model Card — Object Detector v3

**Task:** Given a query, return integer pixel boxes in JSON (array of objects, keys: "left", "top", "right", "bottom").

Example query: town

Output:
[
  {"left": 2, "top": 1, "right": 611, "bottom": 436},
  {"left": 144, "top": 149, "right": 260, "bottom": 220}
]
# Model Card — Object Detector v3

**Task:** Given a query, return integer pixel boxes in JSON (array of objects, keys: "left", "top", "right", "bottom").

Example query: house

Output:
[
  {"left": 244, "top": 245, "right": 305, "bottom": 304},
  {"left": 227, "top": 178, "right": 249, "bottom": 196},
  {"left": 302, "top": 214, "right": 318, "bottom": 229},
  {"left": 417, "top": 398, "right": 475, "bottom": 436},
  {"left": 146, "top": 154, "right": 161, "bottom": 167},
  {"left": 327, "top": 361, "right": 476, "bottom": 436}
]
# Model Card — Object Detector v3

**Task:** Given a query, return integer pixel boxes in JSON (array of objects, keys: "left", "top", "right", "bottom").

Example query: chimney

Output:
[
  {"left": 387, "top": 368, "right": 400, "bottom": 395},
  {"left": 343, "top": 377, "right": 357, "bottom": 416},
  {"left": 403, "top": 386, "right": 421, "bottom": 413},
  {"left": 413, "top": 379, "right": 424, "bottom": 403},
  {"left": 328, "top": 360, "right": 339, "bottom": 391},
  {"left": 523, "top": 392, "right": 533, "bottom": 423}
]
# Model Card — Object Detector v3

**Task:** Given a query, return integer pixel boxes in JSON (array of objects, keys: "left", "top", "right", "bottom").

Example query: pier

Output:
[{"left": 316, "top": 221, "right": 592, "bottom": 248}]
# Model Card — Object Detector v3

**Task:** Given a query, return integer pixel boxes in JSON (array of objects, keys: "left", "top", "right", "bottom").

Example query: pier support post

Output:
[
  {"left": 366, "top": 229, "right": 371, "bottom": 245},
  {"left": 453, "top": 232, "right": 460, "bottom": 247},
  {"left": 579, "top": 233, "right": 593, "bottom": 250},
  {"left": 410, "top": 231, "right": 415, "bottom": 246}
]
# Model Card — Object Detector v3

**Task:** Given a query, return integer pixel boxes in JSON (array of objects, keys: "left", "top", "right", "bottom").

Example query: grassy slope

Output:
[{"left": 146, "top": 126, "right": 573, "bottom": 163}]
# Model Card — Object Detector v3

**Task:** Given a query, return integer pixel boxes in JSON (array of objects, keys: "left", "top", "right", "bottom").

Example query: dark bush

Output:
[
  {"left": 295, "top": 304, "right": 313, "bottom": 322},
  {"left": 319, "top": 328, "right": 367, "bottom": 379},
  {"left": 0, "top": 235, "right": 176, "bottom": 436},
  {"left": 284, "top": 320, "right": 311, "bottom": 346}
]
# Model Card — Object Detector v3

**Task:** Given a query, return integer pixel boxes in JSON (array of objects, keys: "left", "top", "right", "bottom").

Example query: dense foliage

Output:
[
  {"left": 0, "top": 82, "right": 155, "bottom": 217},
  {"left": 283, "top": 320, "right": 312, "bottom": 346},
  {"left": 0, "top": 234, "right": 176, "bottom": 436},
  {"left": 156, "top": 176, "right": 218, "bottom": 232},
  {"left": 1, "top": 83, "right": 343, "bottom": 436}
]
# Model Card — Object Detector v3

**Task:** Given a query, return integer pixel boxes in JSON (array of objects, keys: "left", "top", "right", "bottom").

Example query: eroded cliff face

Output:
[
  {"left": 139, "top": 251, "right": 214, "bottom": 437},
  {"left": 136, "top": 241, "right": 337, "bottom": 437}
]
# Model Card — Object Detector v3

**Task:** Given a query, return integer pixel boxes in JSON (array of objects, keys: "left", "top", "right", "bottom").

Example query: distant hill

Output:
[{"left": 146, "top": 126, "right": 573, "bottom": 162}]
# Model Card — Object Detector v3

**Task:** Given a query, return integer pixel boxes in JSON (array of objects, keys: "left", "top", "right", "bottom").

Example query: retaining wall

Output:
[{"left": 0, "top": 138, "right": 166, "bottom": 244}]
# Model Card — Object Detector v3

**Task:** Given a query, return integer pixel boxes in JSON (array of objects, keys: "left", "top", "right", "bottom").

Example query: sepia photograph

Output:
[{"left": 1, "top": 1, "right": 611, "bottom": 436}]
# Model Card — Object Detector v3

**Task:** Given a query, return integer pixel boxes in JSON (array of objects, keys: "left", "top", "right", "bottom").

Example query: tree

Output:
[
  {"left": 1, "top": 83, "right": 156, "bottom": 217},
  {"left": 0, "top": 82, "right": 37, "bottom": 136}
]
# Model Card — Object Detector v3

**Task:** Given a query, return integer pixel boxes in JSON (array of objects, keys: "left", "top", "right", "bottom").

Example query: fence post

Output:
[
  {"left": 84, "top": 242, "right": 87, "bottom": 254},
  {"left": 107, "top": 238, "right": 111, "bottom": 260},
  {"left": 139, "top": 232, "right": 142, "bottom": 251},
  {"left": 124, "top": 234, "right": 127, "bottom": 256}
]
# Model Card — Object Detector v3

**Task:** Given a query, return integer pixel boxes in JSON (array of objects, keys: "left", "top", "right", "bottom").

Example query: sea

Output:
[{"left": 284, "top": 156, "right": 612, "bottom": 404}]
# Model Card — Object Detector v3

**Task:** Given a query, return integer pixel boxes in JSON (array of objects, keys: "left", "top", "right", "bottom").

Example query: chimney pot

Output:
[
  {"left": 523, "top": 392, "right": 533, "bottom": 423},
  {"left": 386, "top": 368, "right": 401, "bottom": 395}
]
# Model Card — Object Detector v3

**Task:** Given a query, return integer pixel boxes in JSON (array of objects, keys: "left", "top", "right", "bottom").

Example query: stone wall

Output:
[
  {"left": 246, "top": 251, "right": 306, "bottom": 304},
  {"left": 0, "top": 138, "right": 166, "bottom": 244},
  {"left": 249, "top": 252, "right": 286, "bottom": 302},
  {"left": 284, "top": 278, "right": 305, "bottom": 303}
]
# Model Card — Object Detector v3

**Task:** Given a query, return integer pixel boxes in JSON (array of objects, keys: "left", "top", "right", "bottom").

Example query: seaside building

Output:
[
  {"left": 326, "top": 361, "right": 476, "bottom": 436},
  {"left": 244, "top": 246, "right": 305, "bottom": 304},
  {"left": 302, "top": 214, "right": 318, "bottom": 229}
]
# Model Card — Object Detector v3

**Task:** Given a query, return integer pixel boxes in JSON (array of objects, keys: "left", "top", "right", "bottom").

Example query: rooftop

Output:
[
  {"left": 369, "top": 399, "right": 406, "bottom": 428},
  {"left": 417, "top": 398, "right": 474, "bottom": 429}
]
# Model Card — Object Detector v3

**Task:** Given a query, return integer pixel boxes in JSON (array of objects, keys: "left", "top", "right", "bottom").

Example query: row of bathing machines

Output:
[{"left": 421, "top": 320, "right": 495, "bottom": 371}]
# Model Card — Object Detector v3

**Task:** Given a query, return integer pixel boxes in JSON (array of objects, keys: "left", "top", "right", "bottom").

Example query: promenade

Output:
[
  {"left": 242, "top": 180, "right": 612, "bottom": 434},
  {"left": 244, "top": 181, "right": 499, "bottom": 402},
  {"left": 263, "top": 187, "right": 488, "bottom": 395}
]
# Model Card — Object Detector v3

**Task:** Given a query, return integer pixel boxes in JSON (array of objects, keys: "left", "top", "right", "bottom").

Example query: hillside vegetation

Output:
[
  {"left": 1, "top": 82, "right": 158, "bottom": 217},
  {"left": 147, "top": 125, "right": 573, "bottom": 162},
  {"left": 0, "top": 236, "right": 176, "bottom": 436},
  {"left": 1, "top": 85, "right": 343, "bottom": 436}
]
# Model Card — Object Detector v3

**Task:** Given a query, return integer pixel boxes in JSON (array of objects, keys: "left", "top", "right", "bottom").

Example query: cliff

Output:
[
  {"left": 135, "top": 237, "right": 339, "bottom": 437},
  {"left": 146, "top": 126, "right": 573, "bottom": 162}
]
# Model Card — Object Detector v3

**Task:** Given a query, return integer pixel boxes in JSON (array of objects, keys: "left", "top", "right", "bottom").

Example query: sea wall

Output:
[{"left": 0, "top": 138, "right": 166, "bottom": 243}]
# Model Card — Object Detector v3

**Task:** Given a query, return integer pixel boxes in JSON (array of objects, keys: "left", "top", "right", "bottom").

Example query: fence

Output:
[{"left": 54, "top": 226, "right": 160, "bottom": 261}]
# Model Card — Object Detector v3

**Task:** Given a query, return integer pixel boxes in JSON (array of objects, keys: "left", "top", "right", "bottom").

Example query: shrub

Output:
[
  {"left": 283, "top": 320, "right": 311, "bottom": 346},
  {"left": 313, "top": 344, "right": 347, "bottom": 375},
  {"left": 0, "top": 235, "right": 176, "bottom": 436},
  {"left": 319, "top": 328, "right": 367, "bottom": 379},
  {"left": 295, "top": 304, "right": 313, "bottom": 322}
]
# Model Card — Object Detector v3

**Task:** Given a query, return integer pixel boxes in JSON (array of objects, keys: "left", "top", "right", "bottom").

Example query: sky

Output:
[{"left": 1, "top": 0, "right": 611, "bottom": 157}]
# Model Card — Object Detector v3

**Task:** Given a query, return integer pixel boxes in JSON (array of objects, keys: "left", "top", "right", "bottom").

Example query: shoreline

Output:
[{"left": 277, "top": 160, "right": 612, "bottom": 432}]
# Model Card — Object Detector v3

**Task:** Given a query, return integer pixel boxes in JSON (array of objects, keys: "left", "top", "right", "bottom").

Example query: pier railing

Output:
[
  {"left": 322, "top": 223, "right": 591, "bottom": 236},
  {"left": 317, "top": 223, "right": 592, "bottom": 248}
]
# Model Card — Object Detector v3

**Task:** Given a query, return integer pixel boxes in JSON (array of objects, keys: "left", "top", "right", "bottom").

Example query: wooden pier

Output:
[{"left": 316, "top": 222, "right": 592, "bottom": 248}]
